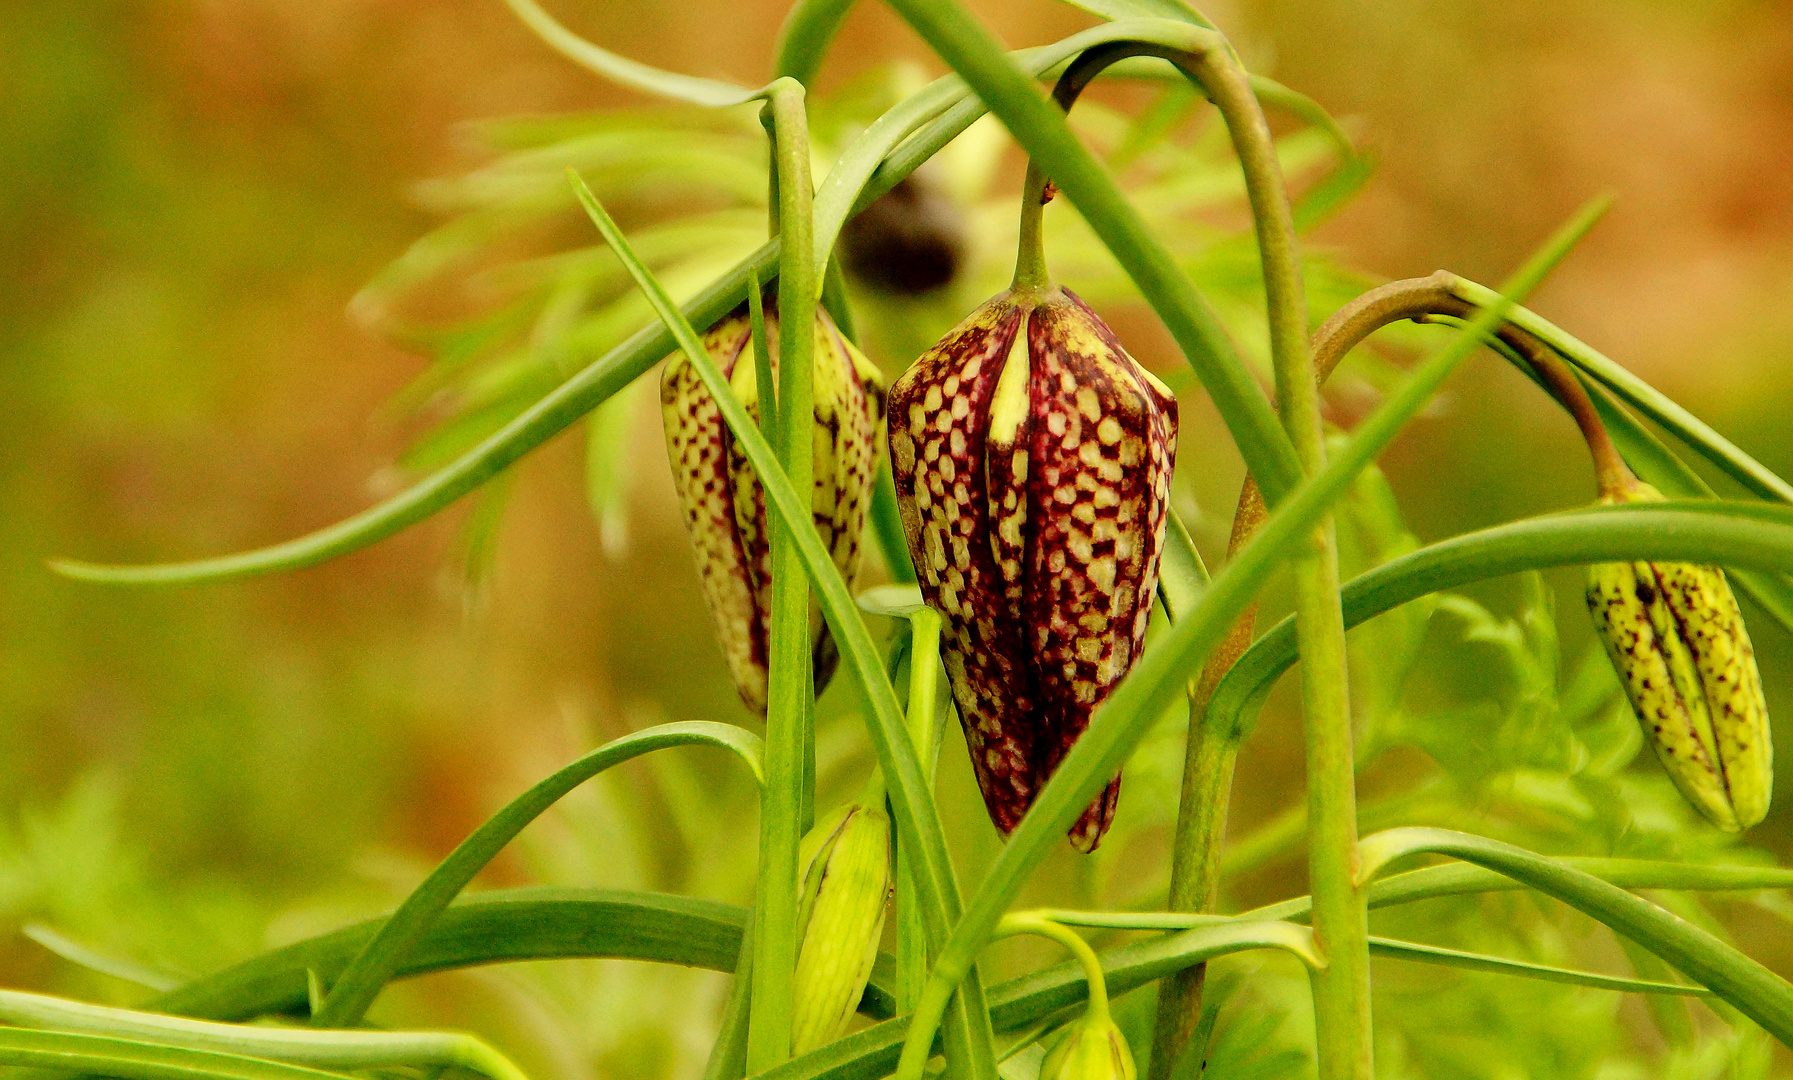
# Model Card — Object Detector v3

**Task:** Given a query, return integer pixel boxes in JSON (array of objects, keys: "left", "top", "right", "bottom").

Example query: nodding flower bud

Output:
[
  {"left": 1586, "top": 482, "right": 1773, "bottom": 831},
  {"left": 1039, "top": 1013, "right": 1137, "bottom": 1080},
  {"left": 887, "top": 286, "right": 1178, "bottom": 851},
  {"left": 661, "top": 299, "right": 886, "bottom": 716},
  {"left": 791, "top": 798, "right": 892, "bottom": 1054}
]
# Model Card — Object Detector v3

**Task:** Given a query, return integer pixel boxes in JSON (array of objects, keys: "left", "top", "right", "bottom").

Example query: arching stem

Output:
[{"left": 994, "top": 914, "right": 1114, "bottom": 1024}]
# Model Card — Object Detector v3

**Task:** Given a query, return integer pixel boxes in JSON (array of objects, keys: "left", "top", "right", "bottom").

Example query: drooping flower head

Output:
[
  {"left": 1586, "top": 481, "right": 1772, "bottom": 831},
  {"left": 661, "top": 297, "right": 886, "bottom": 716},
  {"left": 887, "top": 285, "right": 1177, "bottom": 851}
]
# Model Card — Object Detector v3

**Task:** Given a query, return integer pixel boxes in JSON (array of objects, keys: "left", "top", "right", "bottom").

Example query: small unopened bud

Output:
[
  {"left": 791, "top": 798, "right": 892, "bottom": 1054},
  {"left": 660, "top": 298, "right": 886, "bottom": 716},
  {"left": 1039, "top": 1014, "right": 1137, "bottom": 1080},
  {"left": 838, "top": 172, "right": 967, "bottom": 297},
  {"left": 1586, "top": 483, "right": 1773, "bottom": 830}
]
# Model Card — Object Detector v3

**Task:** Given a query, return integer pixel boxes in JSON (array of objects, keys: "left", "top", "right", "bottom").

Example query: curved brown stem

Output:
[{"left": 1154, "top": 271, "right": 1634, "bottom": 1077}]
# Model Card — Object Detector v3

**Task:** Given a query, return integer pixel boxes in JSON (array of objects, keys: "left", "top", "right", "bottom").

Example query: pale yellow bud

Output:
[
  {"left": 790, "top": 800, "right": 891, "bottom": 1054},
  {"left": 1039, "top": 1015, "right": 1137, "bottom": 1080}
]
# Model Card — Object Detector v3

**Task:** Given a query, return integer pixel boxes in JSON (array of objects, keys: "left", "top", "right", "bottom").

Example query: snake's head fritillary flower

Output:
[
  {"left": 661, "top": 298, "right": 887, "bottom": 716},
  {"left": 887, "top": 286, "right": 1177, "bottom": 852},
  {"left": 1586, "top": 482, "right": 1772, "bottom": 830}
]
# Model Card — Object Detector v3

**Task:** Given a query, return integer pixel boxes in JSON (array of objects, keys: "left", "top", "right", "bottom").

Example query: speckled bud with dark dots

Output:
[
  {"left": 887, "top": 286, "right": 1177, "bottom": 852},
  {"left": 1586, "top": 482, "right": 1772, "bottom": 831},
  {"left": 661, "top": 299, "right": 886, "bottom": 717}
]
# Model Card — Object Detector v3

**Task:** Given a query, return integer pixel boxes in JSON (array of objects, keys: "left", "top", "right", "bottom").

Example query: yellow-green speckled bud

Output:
[
  {"left": 1039, "top": 1014, "right": 1137, "bottom": 1080},
  {"left": 791, "top": 799, "right": 891, "bottom": 1054},
  {"left": 1586, "top": 483, "right": 1772, "bottom": 831},
  {"left": 887, "top": 286, "right": 1177, "bottom": 852},
  {"left": 660, "top": 300, "right": 886, "bottom": 716}
]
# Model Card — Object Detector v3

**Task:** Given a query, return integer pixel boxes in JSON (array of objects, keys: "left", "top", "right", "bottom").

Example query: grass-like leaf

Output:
[
  {"left": 308, "top": 721, "right": 761, "bottom": 1027},
  {"left": 566, "top": 174, "right": 1000, "bottom": 1080},
  {"left": 1208, "top": 499, "right": 1793, "bottom": 744},
  {"left": 149, "top": 889, "right": 753, "bottom": 1022},
  {"left": 1357, "top": 828, "right": 1793, "bottom": 1045},
  {"left": 0, "top": 989, "right": 530, "bottom": 1080},
  {"left": 498, "top": 0, "right": 759, "bottom": 107},
  {"left": 889, "top": 186, "right": 1606, "bottom": 1072},
  {"left": 0, "top": 1028, "right": 359, "bottom": 1080},
  {"left": 1451, "top": 278, "right": 1793, "bottom": 504}
]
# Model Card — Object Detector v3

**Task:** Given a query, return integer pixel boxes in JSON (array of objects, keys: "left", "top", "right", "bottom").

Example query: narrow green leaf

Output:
[
  {"left": 151, "top": 889, "right": 752, "bottom": 1022},
  {"left": 0, "top": 1028, "right": 358, "bottom": 1080},
  {"left": 1013, "top": 913, "right": 1710, "bottom": 996},
  {"left": 1366, "top": 939, "right": 1709, "bottom": 996},
  {"left": 498, "top": 0, "right": 758, "bottom": 107},
  {"left": 1208, "top": 500, "right": 1793, "bottom": 745},
  {"left": 1451, "top": 277, "right": 1793, "bottom": 504},
  {"left": 1356, "top": 828, "right": 1793, "bottom": 1045},
  {"left": 0, "top": 989, "right": 530, "bottom": 1080},
  {"left": 21, "top": 924, "right": 181, "bottom": 992},
  {"left": 895, "top": 194, "right": 1608, "bottom": 1070},
  {"left": 565, "top": 174, "right": 999, "bottom": 1080},
  {"left": 308, "top": 722, "right": 762, "bottom": 1027}
]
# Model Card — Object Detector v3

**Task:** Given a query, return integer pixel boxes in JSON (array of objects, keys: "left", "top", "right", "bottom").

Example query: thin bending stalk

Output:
[
  {"left": 898, "top": 607, "right": 945, "bottom": 1011},
  {"left": 748, "top": 79, "right": 817, "bottom": 1073},
  {"left": 993, "top": 915, "right": 1116, "bottom": 1021},
  {"left": 1150, "top": 487, "right": 1261, "bottom": 1079},
  {"left": 1173, "top": 42, "right": 1370, "bottom": 1080},
  {"left": 1157, "top": 269, "right": 1633, "bottom": 1069}
]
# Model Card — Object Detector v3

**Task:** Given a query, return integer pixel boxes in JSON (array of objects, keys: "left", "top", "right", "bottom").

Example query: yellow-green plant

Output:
[{"left": 41, "top": 2, "right": 1793, "bottom": 1080}]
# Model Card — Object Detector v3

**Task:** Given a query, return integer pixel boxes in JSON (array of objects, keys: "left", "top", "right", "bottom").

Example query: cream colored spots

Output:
[
  {"left": 661, "top": 305, "right": 882, "bottom": 719},
  {"left": 885, "top": 286, "right": 1177, "bottom": 853}
]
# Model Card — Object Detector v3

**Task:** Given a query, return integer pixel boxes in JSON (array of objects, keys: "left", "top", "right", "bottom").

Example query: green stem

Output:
[
  {"left": 1012, "top": 161, "right": 1052, "bottom": 291},
  {"left": 773, "top": 0, "right": 859, "bottom": 86},
  {"left": 1171, "top": 38, "right": 1370, "bottom": 1080},
  {"left": 993, "top": 916, "right": 1112, "bottom": 1022},
  {"left": 897, "top": 607, "right": 944, "bottom": 1012},
  {"left": 877, "top": 1, "right": 1303, "bottom": 504},
  {"left": 748, "top": 78, "right": 818, "bottom": 1074},
  {"left": 1150, "top": 486, "right": 1259, "bottom": 1080}
]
